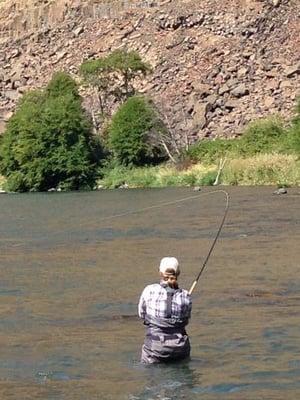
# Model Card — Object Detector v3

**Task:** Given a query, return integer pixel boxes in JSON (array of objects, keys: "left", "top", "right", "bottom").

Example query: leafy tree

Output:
[
  {"left": 107, "top": 96, "right": 166, "bottom": 166},
  {"left": 106, "top": 49, "right": 151, "bottom": 98},
  {"left": 0, "top": 72, "right": 102, "bottom": 192},
  {"left": 79, "top": 50, "right": 151, "bottom": 132},
  {"left": 79, "top": 58, "right": 111, "bottom": 116}
]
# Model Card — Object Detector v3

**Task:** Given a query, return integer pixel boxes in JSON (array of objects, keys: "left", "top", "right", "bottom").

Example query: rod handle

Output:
[{"left": 188, "top": 280, "right": 197, "bottom": 295}]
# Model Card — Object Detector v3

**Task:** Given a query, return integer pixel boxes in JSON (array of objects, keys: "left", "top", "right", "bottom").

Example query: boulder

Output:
[
  {"left": 192, "top": 82, "right": 211, "bottom": 98},
  {"left": 265, "top": 79, "right": 279, "bottom": 91},
  {"left": 206, "top": 94, "right": 218, "bottom": 107},
  {"left": 219, "top": 84, "right": 230, "bottom": 95},
  {"left": 285, "top": 64, "right": 300, "bottom": 78},
  {"left": 192, "top": 102, "right": 209, "bottom": 129},
  {"left": 5, "top": 90, "right": 20, "bottom": 101},
  {"left": 224, "top": 99, "right": 239, "bottom": 110},
  {"left": 237, "top": 66, "right": 248, "bottom": 78},
  {"left": 264, "top": 96, "right": 275, "bottom": 108},
  {"left": 231, "top": 84, "right": 249, "bottom": 98},
  {"left": 73, "top": 26, "right": 84, "bottom": 36}
]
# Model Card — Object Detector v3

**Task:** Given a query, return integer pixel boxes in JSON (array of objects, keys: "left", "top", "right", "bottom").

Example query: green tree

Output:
[
  {"left": 79, "top": 50, "right": 151, "bottom": 126},
  {"left": 106, "top": 49, "right": 151, "bottom": 98},
  {"left": 107, "top": 96, "right": 166, "bottom": 166},
  {"left": 0, "top": 72, "right": 102, "bottom": 192},
  {"left": 79, "top": 58, "right": 111, "bottom": 116}
]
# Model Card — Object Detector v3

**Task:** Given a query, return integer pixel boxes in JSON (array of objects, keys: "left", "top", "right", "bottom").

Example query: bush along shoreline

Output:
[
  {"left": 1, "top": 153, "right": 299, "bottom": 191},
  {"left": 1, "top": 114, "right": 300, "bottom": 191}
]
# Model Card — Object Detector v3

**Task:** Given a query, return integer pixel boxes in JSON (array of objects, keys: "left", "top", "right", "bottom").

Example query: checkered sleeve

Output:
[{"left": 138, "top": 287, "right": 147, "bottom": 319}]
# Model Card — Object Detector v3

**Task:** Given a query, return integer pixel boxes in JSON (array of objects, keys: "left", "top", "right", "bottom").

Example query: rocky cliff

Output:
[{"left": 0, "top": 0, "right": 299, "bottom": 143}]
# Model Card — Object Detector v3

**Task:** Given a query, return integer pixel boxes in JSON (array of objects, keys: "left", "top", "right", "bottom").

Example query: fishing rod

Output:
[{"left": 188, "top": 190, "right": 229, "bottom": 295}]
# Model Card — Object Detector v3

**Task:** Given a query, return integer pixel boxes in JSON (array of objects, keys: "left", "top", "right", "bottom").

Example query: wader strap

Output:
[{"left": 166, "top": 290, "right": 174, "bottom": 318}]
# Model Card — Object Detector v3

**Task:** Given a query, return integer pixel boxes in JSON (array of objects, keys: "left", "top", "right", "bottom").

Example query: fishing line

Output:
[
  {"left": 8, "top": 189, "right": 229, "bottom": 282},
  {"left": 188, "top": 190, "right": 229, "bottom": 295},
  {"left": 98, "top": 189, "right": 229, "bottom": 296},
  {"left": 96, "top": 189, "right": 229, "bottom": 223}
]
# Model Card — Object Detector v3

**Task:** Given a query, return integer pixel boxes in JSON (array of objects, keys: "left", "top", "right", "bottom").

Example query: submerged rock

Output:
[
  {"left": 193, "top": 186, "right": 201, "bottom": 191},
  {"left": 273, "top": 187, "right": 287, "bottom": 195}
]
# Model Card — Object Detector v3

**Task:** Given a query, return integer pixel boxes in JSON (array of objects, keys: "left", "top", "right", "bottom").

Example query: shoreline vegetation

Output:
[
  {"left": 97, "top": 153, "right": 300, "bottom": 189},
  {"left": 0, "top": 51, "right": 299, "bottom": 192},
  {"left": 1, "top": 153, "right": 299, "bottom": 191}
]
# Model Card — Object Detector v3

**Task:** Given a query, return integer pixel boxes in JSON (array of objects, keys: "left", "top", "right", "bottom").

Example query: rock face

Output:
[{"left": 0, "top": 0, "right": 299, "bottom": 144}]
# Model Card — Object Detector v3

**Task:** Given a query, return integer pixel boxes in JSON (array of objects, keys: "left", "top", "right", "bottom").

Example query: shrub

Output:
[
  {"left": 236, "top": 117, "right": 285, "bottom": 156},
  {"left": 284, "top": 97, "right": 300, "bottom": 155},
  {"left": 0, "top": 72, "right": 102, "bottom": 192},
  {"left": 107, "top": 96, "right": 167, "bottom": 166},
  {"left": 200, "top": 170, "right": 218, "bottom": 186},
  {"left": 187, "top": 138, "right": 235, "bottom": 164}
]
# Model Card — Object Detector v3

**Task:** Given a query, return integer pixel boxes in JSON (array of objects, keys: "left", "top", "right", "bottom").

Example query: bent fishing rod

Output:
[{"left": 188, "top": 190, "right": 229, "bottom": 295}]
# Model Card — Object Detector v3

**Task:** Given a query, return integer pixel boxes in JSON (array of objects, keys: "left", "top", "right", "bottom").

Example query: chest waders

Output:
[{"left": 141, "top": 285, "right": 191, "bottom": 364}]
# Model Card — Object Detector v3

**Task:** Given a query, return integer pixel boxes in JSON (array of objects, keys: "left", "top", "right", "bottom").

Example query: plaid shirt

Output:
[{"left": 138, "top": 283, "right": 192, "bottom": 321}]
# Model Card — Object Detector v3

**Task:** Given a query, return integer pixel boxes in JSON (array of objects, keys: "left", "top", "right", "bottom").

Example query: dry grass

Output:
[
  {"left": 222, "top": 154, "right": 300, "bottom": 186},
  {"left": 0, "top": 175, "right": 6, "bottom": 190}
]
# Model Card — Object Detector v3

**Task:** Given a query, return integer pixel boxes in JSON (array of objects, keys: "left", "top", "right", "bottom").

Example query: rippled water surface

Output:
[{"left": 0, "top": 187, "right": 300, "bottom": 400}]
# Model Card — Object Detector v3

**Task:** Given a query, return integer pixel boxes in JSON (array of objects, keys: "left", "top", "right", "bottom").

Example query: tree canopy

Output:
[
  {"left": 107, "top": 95, "right": 166, "bottom": 166},
  {"left": 0, "top": 72, "right": 102, "bottom": 192}
]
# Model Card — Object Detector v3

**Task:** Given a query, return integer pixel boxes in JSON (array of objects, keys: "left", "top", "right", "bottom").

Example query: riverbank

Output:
[
  {"left": 1, "top": 153, "right": 299, "bottom": 192},
  {"left": 98, "top": 153, "right": 300, "bottom": 189}
]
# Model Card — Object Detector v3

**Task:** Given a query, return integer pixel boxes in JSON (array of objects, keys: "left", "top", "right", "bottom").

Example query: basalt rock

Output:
[{"left": 0, "top": 0, "right": 299, "bottom": 145}]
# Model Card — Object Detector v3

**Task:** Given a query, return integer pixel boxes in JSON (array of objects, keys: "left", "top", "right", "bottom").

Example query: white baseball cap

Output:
[{"left": 159, "top": 257, "right": 180, "bottom": 275}]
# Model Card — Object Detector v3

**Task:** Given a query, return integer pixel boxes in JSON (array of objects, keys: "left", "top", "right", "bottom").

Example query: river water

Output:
[{"left": 0, "top": 187, "right": 299, "bottom": 400}]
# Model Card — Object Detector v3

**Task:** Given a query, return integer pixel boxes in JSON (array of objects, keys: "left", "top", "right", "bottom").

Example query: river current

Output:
[{"left": 0, "top": 187, "right": 299, "bottom": 399}]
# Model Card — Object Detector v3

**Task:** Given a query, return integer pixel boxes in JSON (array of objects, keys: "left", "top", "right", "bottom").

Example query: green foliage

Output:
[
  {"left": 236, "top": 117, "right": 285, "bottom": 156},
  {"left": 80, "top": 58, "right": 109, "bottom": 78},
  {"left": 107, "top": 96, "right": 166, "bottom": 166},
  {"left": 284, "top": 97, "right": 300, "bottom": 155},
  {"left": 79, "top": 49, "right": 151, "bottom": 105},
  {"left": 293, "top": 96, "right": 300, "bottom": 124},
  {"left": 0, "top": 73, "right": 102, "bottom": 192},
  {"left": 199, "top": 170, "right": 218, "bottom": 186},
  {"left": 187, "top": 117, "right": 292, "bottom": 164},
  {"left": 187, "top": 138, "right": 235, "bottom": 164},
  {"left": 79, "top": 58, "right": 111, "bottom": 116},
  {"left": 105, "top": 49, "right": 151, "bottom": 97},
  {"left": 46, "top": 71, "right": 80, "bottom": 99}
]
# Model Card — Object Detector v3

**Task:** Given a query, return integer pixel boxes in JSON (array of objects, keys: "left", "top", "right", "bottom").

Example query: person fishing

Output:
[{"left": 138, "top": 257, "right": 192, "bottom": 364}]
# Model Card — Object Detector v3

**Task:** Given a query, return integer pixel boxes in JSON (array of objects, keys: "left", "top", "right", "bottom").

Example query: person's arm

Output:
[
  {"left": 186, "top": 294, "right": 192, "bottom": 319},
  {"left": 138, "top": 287, "right": 147, "bottom": 320},
  {"left": 183, "top": 291, "right": 192, "bottom": 320}
]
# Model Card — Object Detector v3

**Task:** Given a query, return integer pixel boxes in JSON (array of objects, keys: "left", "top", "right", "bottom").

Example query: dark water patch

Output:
[
  {"left": 0, "top": 287, "right": 23, "bottom": 296},
  {"left": 263, "top": 327, "right": 288, "bottom": 339},
  {"left": 243, "top": 368, "right": 300, "bottom": 380},
  {"left": 192, "top": 379, "right": 300, "bottom": 394},
  {"left": 193, "top": 382, "right": 251, "bottom": 394},
  {"left": 93, "top": 302, "right": 136, "bottom": 314}
]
